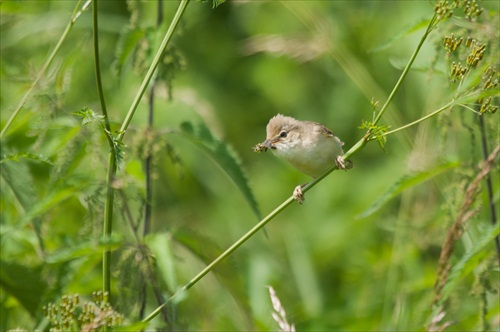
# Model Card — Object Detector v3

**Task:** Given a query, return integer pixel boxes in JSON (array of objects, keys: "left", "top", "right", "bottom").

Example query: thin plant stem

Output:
[
  {"left": 139, "top": 0, "right": 166, "bottom": 322},
  {"left": 142, "top": 195, "right": 297, "bottom": 323},
  {"left": 99, "top": 0, "right": 190, "bottom": 298},
  {"left": 371, "top": 14, "right": 438, "bottom": 127},
  {"left": 370, "top": 100, "right": 456, "bottom": 141},
  {"left": 0, "top": 0, "right": 91, "bottom": 138},
  {"left": 92, "top": 0, "right": 116, "bottom": 297},
  {"left": 478, "top": 113, "right": 500, "bottom": 259},
  {"left": 119, "top": 0, "right": 190, "bottom": 137}
]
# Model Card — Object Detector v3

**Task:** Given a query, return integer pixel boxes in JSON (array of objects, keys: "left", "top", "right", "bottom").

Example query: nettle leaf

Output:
[
  {"left": 72, "top": 107, "right": 104, "bottom": 125},
  {"left": 0, "top": 157, "right": 45, "bottom": 250},
  {"left": 357, "top": 161, "right": 460, "bottom": 218},
  {"left": 0, "top": 152, "right": 53, "bottom": 165},
  {"left": 180, "top": 121, "right": 262, "bottom": 221}
]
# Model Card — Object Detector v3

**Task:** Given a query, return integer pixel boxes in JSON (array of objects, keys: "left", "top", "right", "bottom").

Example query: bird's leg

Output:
[{"left": 293, "top": 184, "right": 306, "bottom": 204}]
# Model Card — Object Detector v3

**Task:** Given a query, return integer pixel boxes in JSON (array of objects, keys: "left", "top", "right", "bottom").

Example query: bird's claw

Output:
[
  {"left": 336, "top": 156, "right": 353, "bottom": 171},
  {"left": 293, "top": 185, "right": 305, "bottom": 204}
]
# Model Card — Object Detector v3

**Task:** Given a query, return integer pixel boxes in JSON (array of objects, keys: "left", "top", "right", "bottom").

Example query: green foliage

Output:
[
  {"left": 359, "top": 119, "right": 390, "bottom": 150},
  {"left": 72, "top": 108, "right": 105, "bottom": 126},
  {"left": 358, "top": 161, "right": 460, "bottom": 218},
  {"left": 1, "top": 0, "right": 498, "bottom": 331},
  {"left": 439, "top": 224, "right": 500, "bottom": 306}
]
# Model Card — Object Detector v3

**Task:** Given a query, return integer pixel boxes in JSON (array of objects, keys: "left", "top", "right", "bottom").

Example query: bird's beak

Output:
[{"left": 262, "top": 139, "right": 275, "bottom": 150}]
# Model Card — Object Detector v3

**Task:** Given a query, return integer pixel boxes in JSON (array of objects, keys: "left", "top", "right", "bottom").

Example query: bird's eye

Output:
[{"left": 279, "top": 131, "right": 287, "bottom": 138}]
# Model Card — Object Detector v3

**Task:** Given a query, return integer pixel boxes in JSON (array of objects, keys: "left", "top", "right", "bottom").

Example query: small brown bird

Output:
[{"left": 255, "top": 114, "right": 352, "bottom": 203}]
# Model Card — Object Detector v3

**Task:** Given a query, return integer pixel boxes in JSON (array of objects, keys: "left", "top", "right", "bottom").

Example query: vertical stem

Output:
[
  {"left": 478, "top": 114, "right": 500, "bottom": 259},
  {"left": 144, "top": 83, "right": 155, "bottom": 237},
  {"left": 92, "top": 0, "right": 115, "bottom": 296},
  {"left": 102, "top": 154, "right": 116, "bottom": 296}
]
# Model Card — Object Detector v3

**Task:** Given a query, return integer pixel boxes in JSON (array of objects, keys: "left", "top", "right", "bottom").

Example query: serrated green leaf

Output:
[
  {"left": 357, "top": 161, "right": 460, "bottom": 219},
  {"left": 180, "top": 121, "right": 262, "bottom": 221},
  {"left": 72, "top": 107, "right": 104, "bottom": 125},
  {"left": 439, "top": 224, "right": 500, "bottom": 305},
  {"left": 0, "top": 152, "right": 53, "bottom": 165}
]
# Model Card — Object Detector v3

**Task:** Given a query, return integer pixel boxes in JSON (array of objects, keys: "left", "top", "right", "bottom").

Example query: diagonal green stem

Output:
[
  {"left": 371, "top": 14, "right": 438, "bottom": 127},
  {"left": 119, "top": 0, "right": 190, "bottom": 137},
  {"left": 0, "top": 0, "right": 91, "bottom": 138}
]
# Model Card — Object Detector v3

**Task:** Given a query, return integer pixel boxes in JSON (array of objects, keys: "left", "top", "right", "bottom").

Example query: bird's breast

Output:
[{"left": 273, "top": 135, "right": 344, "bottom": 177}]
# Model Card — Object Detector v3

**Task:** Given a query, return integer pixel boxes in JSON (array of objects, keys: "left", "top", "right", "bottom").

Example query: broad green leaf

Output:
[
  {"left": 0, "top": 157, "right": 45, "bottom": 251},
  {"left": 19, "top": 186, "right": 80, "bottom": 227},
  {"left": 1, "top": 157, "right": 38, "bottom": 210},
  {"left": 0, "top": 260, "right": 47, "bottom": 316},
  {"left": 180, "top": 121, "right": 262, "bottom": 221},
  {"left": 357, "top": 161, "right": 460, "bottom": 218},
  {"left": 439, "top": 224, "right": 500, "bottom": 305}
]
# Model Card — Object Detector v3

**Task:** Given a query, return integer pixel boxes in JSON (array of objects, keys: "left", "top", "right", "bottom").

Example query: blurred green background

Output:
[{"left": 1, "top": 1, "right": 499, "bottom": 331}]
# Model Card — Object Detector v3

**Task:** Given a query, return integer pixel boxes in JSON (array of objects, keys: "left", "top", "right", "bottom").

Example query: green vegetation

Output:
[{"left": 1, "top": 0, "right": 498, "bottom": 331}]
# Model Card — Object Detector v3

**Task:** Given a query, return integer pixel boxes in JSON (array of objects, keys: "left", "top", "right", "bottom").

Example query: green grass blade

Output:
[{"left": 357, "top": 161, "right": 460, "bottom": 218}]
